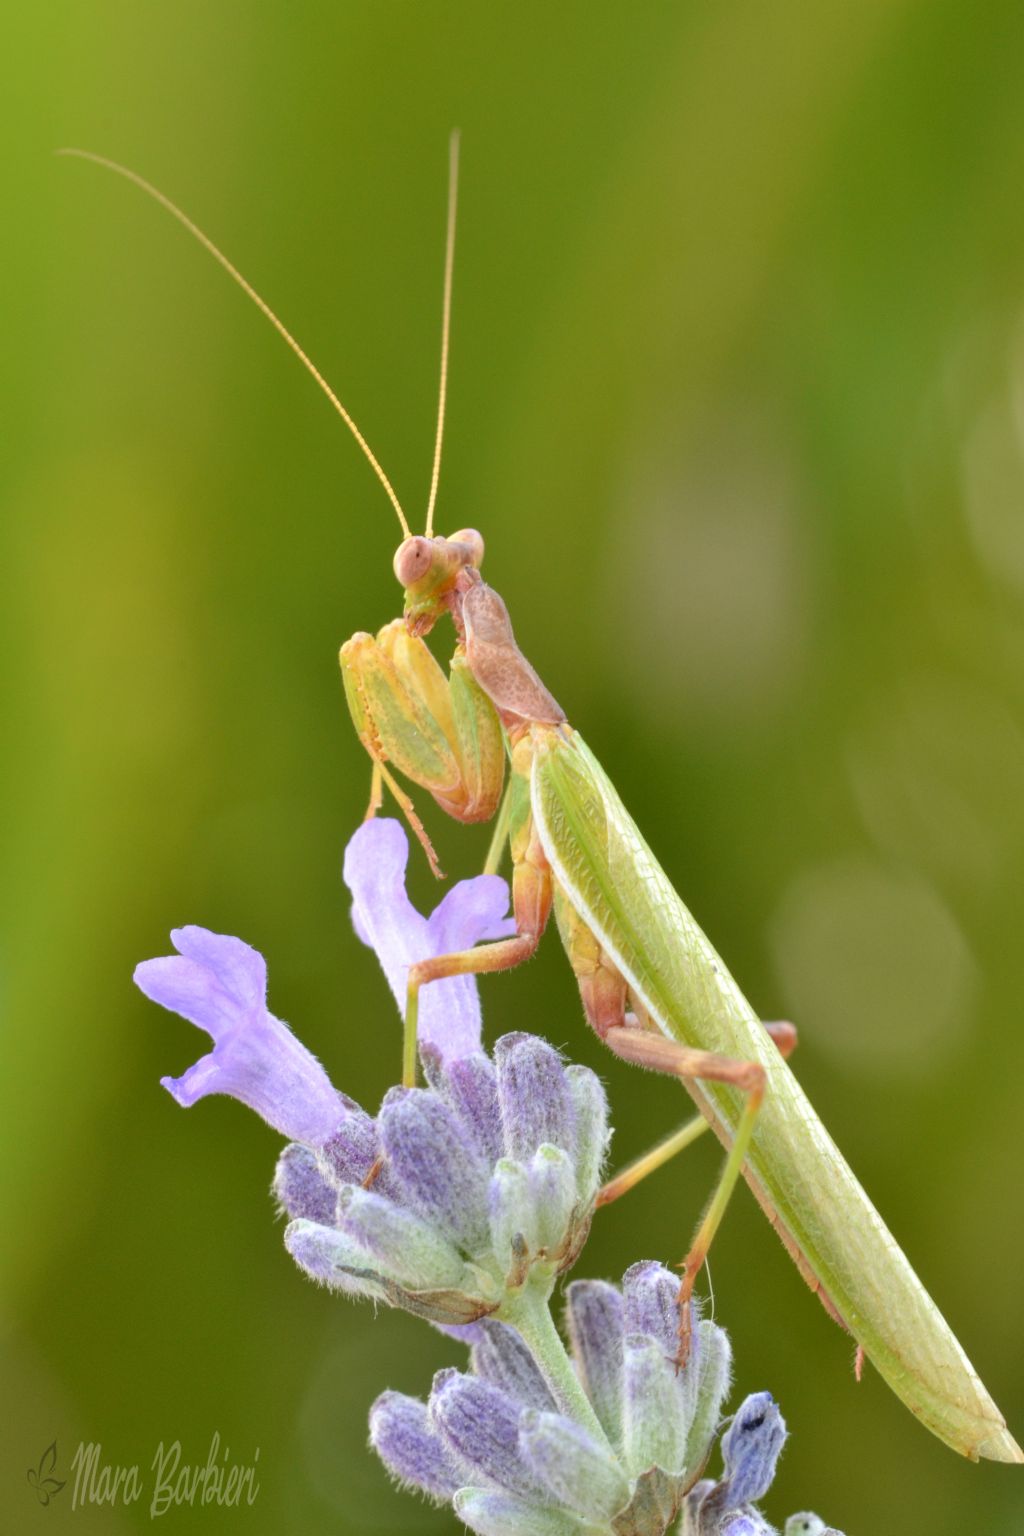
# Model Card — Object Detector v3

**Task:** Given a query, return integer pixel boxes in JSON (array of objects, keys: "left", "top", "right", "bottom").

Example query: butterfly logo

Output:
[{"left": 27, "top": 1441, "right": 66, "bottom": 1506}]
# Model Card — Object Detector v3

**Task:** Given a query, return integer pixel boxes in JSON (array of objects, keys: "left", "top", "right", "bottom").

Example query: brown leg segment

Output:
[
  {"left": 402, "top": 782, "right": 553, "bottom": 1086},
  {"left": 596, "top": 1019, "right": 797, "bottom": 1208},
  {"left": 603, "top": 1025, "right": 766, "bottom": 1365},
  {"left": 557, "top": 889, "right": 782, "bottom": 1359}
]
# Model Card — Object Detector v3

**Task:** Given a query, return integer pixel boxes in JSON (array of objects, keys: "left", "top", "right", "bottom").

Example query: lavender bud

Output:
[
  {"left": 318, "top": 1102, "right": 380, "bottom": 1185},
  {"left": 528, "top": 1145, "right": 577, "bottom": 1254},
  {"left": 684, "top": 1320, "right": 734, "bottom": 1476},
  {"left": 378, "top": 1085, "right": 491, "bottom": 1252},
  {"left": 488, "top": 1158, "right": 536, "bottom": 1279},
  {"left": 370, "top": 1263, "right": 816, "bottom": 1536},
  {"left": 453, "top": 1489, "right": 583, "bottom": 1536},
  {"left": 471, "top": 1321, "right": 557, "bottom": 1413},
  {"left": 565, "top": 1064, "right": 610, "bottom": 1197},
  {"left": 785, "top": 1517, "right": 845, "bottom": 1536},
  {"left": 335, "top": 1185, "right": 470, "bottom": 1291},
  {"left": 681, "top": 1478, "right": 717, "bottom": 1535},
  {"left": 721, "top": 1516, "right": 776, "bottom": 1536},
  {"left": 369, "top": 1391, "right": 459, "bottom": 1501},
  {"left": 273, "top": 1144, "right": 337, "bottom": 1223},
  {"left": 430, "top": 1369, "right": 541, "bottom": 1498},
  {"left": 280, "top": 1031, "right": 603, "bottom": 1326},
  {"left": 565, "top": 1279, "right": 625, "bottom": 1447},
  {"left": 719, "top": 1394, "right": 787, "bottom": 1507},
  {"left": 435, "top": 1050, "right": 504, "bottom": 1164},
  {"left": 283, "top": 1219, "right": 388, "bottom": 1301},
  {"left": 495, "top": 1034, "right": 576, "bottom": 1161},
  {"left": 623, "top": 1333, "right": 688, "bottom": 1478},
  {"left": 519, "top": 1409, "right": 630, "bottom": 1522},
  {"left": 624, "top": 1260, "right": 684, "bottom": 1358}
]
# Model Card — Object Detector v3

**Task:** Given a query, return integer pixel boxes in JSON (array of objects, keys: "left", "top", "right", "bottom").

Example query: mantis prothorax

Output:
[{"left": 62, "top": 138, "right": 1022, "bottom": 1466}]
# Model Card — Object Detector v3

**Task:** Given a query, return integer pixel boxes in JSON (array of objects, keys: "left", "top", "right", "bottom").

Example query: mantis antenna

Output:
[
  {"left": 56, "top": 147, "right": 411, "bottom": 540},
  {"left": 424, "top": 130, "right": 460, "bottom": 539}
]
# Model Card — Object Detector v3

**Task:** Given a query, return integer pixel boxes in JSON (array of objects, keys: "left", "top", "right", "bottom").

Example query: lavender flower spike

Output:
[
  {"left": 345, "top": 817, "right": 515, "bottom": 1064},
  {"left": 134, "top": 927, "right": 347, "bottom": 1147},
  {"left": 283, "top": 1032, "right": 609, "bottom": 1325},
  {"left": 375, "top": 1279, "right": 844, "bottom": 1536},
  {"left": 373, "top": 1266, "right": 732, "bottom": 1536}
]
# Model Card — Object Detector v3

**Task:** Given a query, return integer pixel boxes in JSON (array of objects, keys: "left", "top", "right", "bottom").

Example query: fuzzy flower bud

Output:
[
  {"left": 282, "top": 1032, "right": 609, "bottom": 1325},
  {"left": 682, "top": 1392, "right": 834, "bottom": 1536},
  {"left": 372, "top": 1262, "right": 734, "bottom": 1536}
]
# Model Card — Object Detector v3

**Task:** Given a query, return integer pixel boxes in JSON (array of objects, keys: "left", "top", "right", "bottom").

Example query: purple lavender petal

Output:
[
  {"left": 495, "top": 1035, "right": 576, "bottom": 1162},
  {"left": 345, "top": 818, "right": 512, "bottom": 1063},
  {"left": 344, "top": 818, "right": 429, "bottom": 979},
  {"left": 155, "top": 1028, "right": 345, "bottom": 1143},
  {"left": 170, "top": 926, "right": 266, "bottom": 1008},
  {"left": 378, "top": 1086, "right": 491, "bottom": 1252},
  {"left": 273, "top": 1144, "right": 338, "bottom": 1223},
  {"left": 135, "top": 928, "right": 348, "bottom": 1146},
  {"left": 470, "top": 1321, "right": 557, "bottom": 1413},
  {"left": 430, "top": 1368, "right": 539, "bottom": 1498},
  {"left": 565, "top": 1280, "right": 625, "bottom": 1447},
  {"left": 370, "top": 1391, "right": 460, "bottom": 1502},
  {"left": 427, "top": 876, "right": 516, "bottom": 953}
]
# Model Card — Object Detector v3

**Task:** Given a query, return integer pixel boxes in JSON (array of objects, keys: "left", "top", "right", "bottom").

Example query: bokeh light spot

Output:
[{"left": 770, "top": 858, "right": 974, "bottom": 1078}]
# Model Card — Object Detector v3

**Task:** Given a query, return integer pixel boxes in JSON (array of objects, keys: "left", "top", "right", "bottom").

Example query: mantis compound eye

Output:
[
  {"left": 393, "top": 537, "right": 434, "bottom": 587},
  {"left": 448, "top": 528, "right": 484, "bottom": 569}
]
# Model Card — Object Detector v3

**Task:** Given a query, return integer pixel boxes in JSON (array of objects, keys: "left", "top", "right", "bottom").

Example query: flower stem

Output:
[{"left": 500, "top": 1278, "right": 611, "bottom": 1450}]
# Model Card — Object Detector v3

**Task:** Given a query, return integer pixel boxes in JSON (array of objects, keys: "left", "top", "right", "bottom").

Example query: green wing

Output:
[{"left": 531, "top": 726, "right": 1020, "bottom": 1463}]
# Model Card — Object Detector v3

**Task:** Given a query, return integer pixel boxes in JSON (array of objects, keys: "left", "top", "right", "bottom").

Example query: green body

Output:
[{"left": 531, "top": 728, "right": 1021, "bottom": 1464}]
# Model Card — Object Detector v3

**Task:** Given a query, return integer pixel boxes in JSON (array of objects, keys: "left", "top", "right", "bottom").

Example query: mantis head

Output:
[{"left": 394, "top": 529, "right": 485, "bottom": 636}]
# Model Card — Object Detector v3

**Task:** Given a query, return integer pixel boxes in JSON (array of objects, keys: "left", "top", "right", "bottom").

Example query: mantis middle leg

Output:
[{"left": 597, "top": 1020, "right": 797, "bottom": 1206}]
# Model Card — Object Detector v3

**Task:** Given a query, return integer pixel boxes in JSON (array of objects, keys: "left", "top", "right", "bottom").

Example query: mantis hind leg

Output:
[
  {"left": 603, "top": 1024, "right": 766, "bottom": 1366},
  {"left": 596, "top": 1020, "right": 797, "bottom": 1207},
  {"left": 556, "top": 887, "right": 796, "bottom": 1363}
]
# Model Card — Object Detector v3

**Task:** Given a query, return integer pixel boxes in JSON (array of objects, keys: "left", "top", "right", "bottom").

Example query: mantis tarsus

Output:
[{"left": 63, "top": 138, "right": 1022, "bottom": 1466}]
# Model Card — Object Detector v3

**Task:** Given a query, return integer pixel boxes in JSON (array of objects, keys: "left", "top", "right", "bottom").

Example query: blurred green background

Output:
[{"left": 3, "top": 2, "right": 1024, "bottom": 1532}]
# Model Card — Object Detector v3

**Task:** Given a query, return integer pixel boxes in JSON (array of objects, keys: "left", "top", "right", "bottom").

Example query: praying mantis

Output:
[{"left": 61, "top": 139, "right": 1022, "bottom": 1466}]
